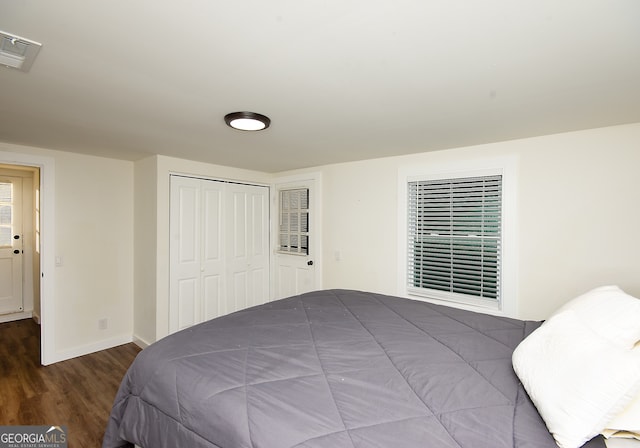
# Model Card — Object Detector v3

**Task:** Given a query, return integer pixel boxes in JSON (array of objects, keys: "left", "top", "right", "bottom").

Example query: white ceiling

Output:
[{"left": 1, "top": 1, "right": 639, "bottom": 173}]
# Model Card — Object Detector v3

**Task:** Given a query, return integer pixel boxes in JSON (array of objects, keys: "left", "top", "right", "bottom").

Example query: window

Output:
[
  {"left": 278, "top": 188, "right": 309, "bottom": 255},
  {"left": 0, "top": 182, "right": 12, "bottom": 247},
  {"left": 401, "top": 161, "right": 515, "bottom": 314}
]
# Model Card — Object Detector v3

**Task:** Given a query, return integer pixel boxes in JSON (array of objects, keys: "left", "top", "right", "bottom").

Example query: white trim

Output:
[
  {"left": 0, "top": 310, "right": 32, "bottom": 323},
  {"left": 54, "top": 334, "right": 133, "bottom": 363},
  {"left": 398, "top": 156, "right": 518, "bottom": 317},
  {"left": 0, "top": 149, "right": 56, "bottom": 364},
  {"left": 132, "top": 335, "right": 150, "bottom": 349},
  {"left": 168, "top": 171, "right": 270, "bottom": 188}
]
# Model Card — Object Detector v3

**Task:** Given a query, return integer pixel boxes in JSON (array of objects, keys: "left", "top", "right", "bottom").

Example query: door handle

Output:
[
  {"left": 13, "top": 249, "right": 20, "bottom": 254},
  {"left": 13, "top": 235, "right": 20, "bottom": 240},
  {"left": 307, "top": 260, "right": 314, "bottom": 266}
]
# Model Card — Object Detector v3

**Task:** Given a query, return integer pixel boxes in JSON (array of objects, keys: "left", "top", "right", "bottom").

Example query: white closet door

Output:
[
  {"left": 169, "top": 176, "right": 203, "bottom": 332},
  {"left": 225, "top": 183, "right": 270, "bottom": 314},
  {"left": 170, "top": 176, "right": 269, "bottom": 334},
  {"left": 200, "top": 181, "right": 225, "bottom": 321}
]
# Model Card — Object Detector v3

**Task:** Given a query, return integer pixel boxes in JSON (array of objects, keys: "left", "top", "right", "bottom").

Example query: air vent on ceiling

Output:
[{"left": 0, "top": 31, "right": 42, "bottom": 72}]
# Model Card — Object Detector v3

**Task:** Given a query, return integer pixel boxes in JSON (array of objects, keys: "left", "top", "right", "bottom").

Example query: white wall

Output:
[
  {"left": 516, "top": 125, "right": 640, "bottom": 319},
  {"left": 0, "top": 142, "right": 134, "bottom": 362},
  {"left": 54, "top": 150, "right": 134, "bottom": 354},
  {"left": 282, "top": 123, "right": 640, "bottom": 320},
  {"left": 133, "top": 156, "right": 157, "bottom": 346}
]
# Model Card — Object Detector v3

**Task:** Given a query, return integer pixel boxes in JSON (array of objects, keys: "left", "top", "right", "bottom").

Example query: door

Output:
[
  {"left": 169, "top": 176, "right": 269, "bottom": 333},
  {"left": 0, "top": 176, "right": 23, "bottom": 315},
  {"left": 274, "top": 180, "right": 317, "bottom": 299},
  {"left": 169, "top": 176, "right": 225, "bottom": 332},
  {"left": 225, "top": 183, "right": 270, "bottom": 314}
]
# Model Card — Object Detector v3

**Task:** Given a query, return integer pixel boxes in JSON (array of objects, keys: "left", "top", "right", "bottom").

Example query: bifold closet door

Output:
[
  {"left": 224, "top": 182, "right": 270, "bottom": 315},
  {"left": 169, "top": 176, "right": 269, "bottom": 334},
  {"left": 169, "top": 176, "right": 225, "bottom": 333}
]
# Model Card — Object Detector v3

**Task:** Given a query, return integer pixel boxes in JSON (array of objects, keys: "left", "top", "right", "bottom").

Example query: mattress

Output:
[{"left": 103, "top": 289, "right": 607, "bottom": 448}]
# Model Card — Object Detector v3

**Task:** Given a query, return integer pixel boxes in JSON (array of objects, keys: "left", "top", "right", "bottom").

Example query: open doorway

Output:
[
  {"left": 0, "top": 164, "right": 40, "bottom": 324},
  {"left": 0, "top": 149, "right": 55, "bottom": 365}
]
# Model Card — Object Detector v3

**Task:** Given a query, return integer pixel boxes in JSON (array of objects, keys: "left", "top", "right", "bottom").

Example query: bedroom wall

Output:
[
  {"left": 0, "top": 142, "right": 134, "bottom": 362},
  {"left": 281, "top": 122, "right": 640, "bottom": 321},
  {"left": 53, "top": 150, "right": 134, "bottom": 356},
  {"left": 133, "top": 156, "right": 157, "bottom": 346}
]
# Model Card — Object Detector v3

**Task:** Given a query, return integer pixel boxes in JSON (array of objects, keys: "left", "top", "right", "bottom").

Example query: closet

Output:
[{"left": 169, "top": 175, "right": 269, "bottom": 334}]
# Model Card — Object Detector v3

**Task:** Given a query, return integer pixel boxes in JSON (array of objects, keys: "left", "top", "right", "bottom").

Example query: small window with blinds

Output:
[
  {"left": 0, "top": 182, "right": 13, "bottom": 247},
  {"left": 278, "top": 188, "right": 309, "bottom": 255},
  {"left": 407, "top": 174, "right": 502, "bottom": 307}
]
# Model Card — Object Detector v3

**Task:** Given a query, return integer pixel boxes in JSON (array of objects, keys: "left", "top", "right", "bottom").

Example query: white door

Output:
[
  {"left": 225, "top": 183, "right": 270, "bottom": 314},
  {"left": 0, "top": 176, "right": 23, "bottom": 315},
  {"left": 170, "top": 176, "right": 205, "bottom": 332},
  {"left": 170, "top": 177, "right": 227, "bottom": 332},
  {"left": 200, "top": 181, "right": 225, "bottom": 321},
  {"left": 169, "top": 176, "right": 269, "bottom": 333},
  {"left": 274, "top": 180, "right": 318, "bottom": 299}
]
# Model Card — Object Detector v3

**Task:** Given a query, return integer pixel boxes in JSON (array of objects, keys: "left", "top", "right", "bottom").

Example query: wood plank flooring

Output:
[{"left": 0, "top": 318, "right": 141, "bottom": 447}]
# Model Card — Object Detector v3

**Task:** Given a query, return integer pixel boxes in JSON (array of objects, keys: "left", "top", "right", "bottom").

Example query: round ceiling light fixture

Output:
[{"left": 224, "top": 111, "right": 271, "bottom": 131}]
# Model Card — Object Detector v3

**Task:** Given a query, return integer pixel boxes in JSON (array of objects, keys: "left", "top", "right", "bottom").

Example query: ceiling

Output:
[{"left": 1, "top": 1, "right": 639, "bottom": 173}]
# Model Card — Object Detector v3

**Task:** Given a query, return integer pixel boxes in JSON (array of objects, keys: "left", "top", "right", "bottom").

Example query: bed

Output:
[{"left": 103, "top": 289, "right": 626, "bottom": 448}]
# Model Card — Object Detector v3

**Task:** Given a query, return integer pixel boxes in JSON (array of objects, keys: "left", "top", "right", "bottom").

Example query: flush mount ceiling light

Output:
[
  {"left": 0, "top": 30, "right": 42, "bottom": 72},
  {"left": 224, "top": 112, "right": 271, "bottom": 131}
]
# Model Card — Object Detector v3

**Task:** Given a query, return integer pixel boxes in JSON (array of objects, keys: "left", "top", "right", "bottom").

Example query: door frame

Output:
[
  {"left": 0, "top": 148, "right": 55, "bottom": 365},
  {"left": 270, "top": 172, "right": 323, "bottom": 299}
]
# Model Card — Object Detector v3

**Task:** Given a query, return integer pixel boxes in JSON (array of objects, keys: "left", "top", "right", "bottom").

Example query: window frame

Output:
[{"left": 397, "top": 157, "right": 517, "bottom": 317}]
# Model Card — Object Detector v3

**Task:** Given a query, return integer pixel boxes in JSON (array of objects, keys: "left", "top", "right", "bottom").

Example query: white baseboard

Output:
[
  {"left": 0, "top": 310, "right": 33, "bottom": 324},
  {"left": 132, "top": 334, "right": 151, "bottom": 349},
  {"left": 52, "top": 334, "right": 133, "bottom": 364}
]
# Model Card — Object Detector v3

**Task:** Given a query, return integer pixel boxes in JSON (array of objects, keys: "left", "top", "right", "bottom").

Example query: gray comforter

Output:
[{"left": 103, "top": 289, "right": 606, "bottom": 448}]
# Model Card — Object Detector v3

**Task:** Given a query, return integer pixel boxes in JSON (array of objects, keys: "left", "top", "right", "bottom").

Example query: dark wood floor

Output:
[{"left": 0, "top": 318, "right": 141, "bottom": 447}]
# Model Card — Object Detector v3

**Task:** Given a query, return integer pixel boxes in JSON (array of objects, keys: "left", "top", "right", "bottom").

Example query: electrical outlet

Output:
[{"left": 98, "top": 318, "right": 108, "bottom": 330}]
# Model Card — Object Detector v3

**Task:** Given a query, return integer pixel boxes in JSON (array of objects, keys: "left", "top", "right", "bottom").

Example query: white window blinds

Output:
[
  {"left": 278, "top": 188, "right": 309, "bottom": 255},
  {"left": 0, "top": 182, "right": 12, "bottom": 247},
  {"left": 407, "top": 175, "right": 502, "bottom": 303}
]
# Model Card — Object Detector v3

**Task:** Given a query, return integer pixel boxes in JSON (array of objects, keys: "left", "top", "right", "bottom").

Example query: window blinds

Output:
[
  {"left": 278, "top": 188, "right": 309, "bottom": 255},
  {"left": 407, "top": 175, "right": 502, "bottom": 302},
  {"left": 0, "top": 182, "right": 12, "bottom": 247}
]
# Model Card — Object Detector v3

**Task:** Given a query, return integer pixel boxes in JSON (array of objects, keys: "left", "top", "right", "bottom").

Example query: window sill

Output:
[{"left": 405, "top": 289, "right": 507, "bottom": 317}]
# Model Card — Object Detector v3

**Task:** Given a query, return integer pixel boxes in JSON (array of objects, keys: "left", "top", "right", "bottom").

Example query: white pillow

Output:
[
  {"left": 512, "top": 309, "right": 640, "bottom": 448},
  {"left": 555, "top": 285, "right": 640, "bottom": 349},
  {"left": 603, "top": 392, "right": 640, "bottom": 440}
]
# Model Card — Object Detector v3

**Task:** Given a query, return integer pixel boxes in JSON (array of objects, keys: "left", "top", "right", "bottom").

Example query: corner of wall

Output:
[{"left": 133, "top": 156, "right": 159, "bottom": 344}]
